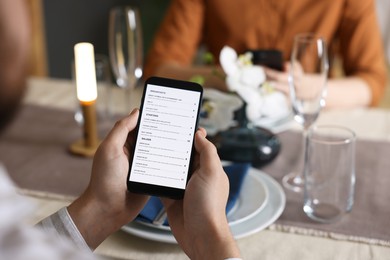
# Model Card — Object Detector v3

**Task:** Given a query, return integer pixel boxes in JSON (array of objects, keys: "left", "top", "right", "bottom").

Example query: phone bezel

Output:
[{"left": 127, "top": 76, "right": 203, "bottom": 199}]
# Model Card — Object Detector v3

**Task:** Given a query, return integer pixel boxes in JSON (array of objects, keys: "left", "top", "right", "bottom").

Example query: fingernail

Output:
[
  {"left": 196, "top": 130, "right": 206, "bottom": 138},
  {"left": 130, "top": 108, "right": 139, "bottom": 115}
]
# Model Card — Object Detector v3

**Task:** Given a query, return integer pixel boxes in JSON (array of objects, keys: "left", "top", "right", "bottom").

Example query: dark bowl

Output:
[{"left": 210, "top": 126, "right": 281, "bottom": 167}]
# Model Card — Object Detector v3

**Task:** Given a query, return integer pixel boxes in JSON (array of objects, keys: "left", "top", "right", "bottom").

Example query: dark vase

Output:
[{"left": 211, "top": 101, "right": 281, "bottom": 167}]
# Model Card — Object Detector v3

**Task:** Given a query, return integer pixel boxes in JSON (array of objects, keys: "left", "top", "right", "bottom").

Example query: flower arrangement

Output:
[{"left": 219, "top": 46, "right": 289, "bottom": 123}]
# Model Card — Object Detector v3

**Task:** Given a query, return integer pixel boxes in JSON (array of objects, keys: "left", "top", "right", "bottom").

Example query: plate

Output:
[
  {"left": 121, "top": 169, "right": 286, "bottom": 243},
  {"left": 227, "top": 165, "right": 269, "bottom": 225},
  {"left": 230, "top": 169, "right": 286, "bottom": 238}
]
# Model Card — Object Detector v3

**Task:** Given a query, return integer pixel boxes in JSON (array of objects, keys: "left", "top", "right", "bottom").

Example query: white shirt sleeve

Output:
[
  {"left": 0, "top": 165, "right": 95, "bottom": 259},
  {"left": 37, "top": 207, "right": 91, "bottom": 252}
]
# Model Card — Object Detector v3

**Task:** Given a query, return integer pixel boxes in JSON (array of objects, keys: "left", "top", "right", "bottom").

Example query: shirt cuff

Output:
[{"left": 37, "top": 207, "right": 90, "bottom": 252}]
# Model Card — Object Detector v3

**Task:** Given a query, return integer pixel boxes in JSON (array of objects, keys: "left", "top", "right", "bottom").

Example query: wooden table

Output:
[{"left": 21, "top": 77, "right": 390, "bottom": 259}]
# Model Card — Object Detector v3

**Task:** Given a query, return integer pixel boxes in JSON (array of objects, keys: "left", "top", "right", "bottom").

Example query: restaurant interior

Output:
[{"left": 1, "top": 0, "right": 390, "bottom": 259}]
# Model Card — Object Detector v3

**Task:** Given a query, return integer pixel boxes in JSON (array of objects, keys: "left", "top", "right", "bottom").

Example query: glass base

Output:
[
  {"left": 282, "top": 172, "right": 304, "bottom": 193},
  {"left": 303, "top": 202, "right": 343, "bottom": 223}
]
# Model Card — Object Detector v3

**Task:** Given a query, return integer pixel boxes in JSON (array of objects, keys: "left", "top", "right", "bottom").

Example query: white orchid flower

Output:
[
  {"left": 220, "top": 46, "right": 266, "bottom": 91},
  {"left": 220, "top": 46, "right": 266, "bottom": 121},
  {"left": 219, "top": 46, "right": 289, "bottom": 123},
  {"left": 219, "top": 46, "right": 239, "bottom": 76}
]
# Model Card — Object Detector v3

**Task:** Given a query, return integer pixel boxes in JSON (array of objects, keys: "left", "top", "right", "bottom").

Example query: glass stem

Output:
[{"left": 301, "top": 127, "right": 309, "bottom": 181}]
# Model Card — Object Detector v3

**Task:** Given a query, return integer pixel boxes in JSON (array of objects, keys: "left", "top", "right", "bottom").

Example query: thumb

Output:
[
  {"left": 194, "top": 130, "right": 219, "bottom": 163},
  {"left": 104, "top": 108, "right": 139, "bottom": 147},
  {"left": 194, "top": 130, "right": 208, "bottom": 153}
]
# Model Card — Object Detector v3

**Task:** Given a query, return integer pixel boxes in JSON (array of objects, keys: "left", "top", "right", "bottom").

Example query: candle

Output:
[
  {"left": 70, "top": 42, "right": 100, "bottom": 157},
  {"left": 74, "top": 43, "right": 98, "bottom": 103}
]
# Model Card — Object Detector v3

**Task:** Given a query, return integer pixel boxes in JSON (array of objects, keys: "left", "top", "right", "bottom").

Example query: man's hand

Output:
[
  {"left": 162, "top": 129, "right": 241, "bottom": 259},
  {"left": 68, "top": 109, "right": 149, "bottom": 249}
]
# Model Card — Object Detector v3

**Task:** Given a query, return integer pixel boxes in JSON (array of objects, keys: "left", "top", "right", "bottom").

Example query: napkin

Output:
[{"left": 135, "top": 163, "right": 251, "bottom": 226}]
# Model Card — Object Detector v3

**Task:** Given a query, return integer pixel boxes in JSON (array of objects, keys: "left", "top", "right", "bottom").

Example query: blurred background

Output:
[
  {"left": 26, "top": 0, "right": 390, "bottom": 106},
  {"left": 26, "top": 0, "right": 170, "bottom": 79}
]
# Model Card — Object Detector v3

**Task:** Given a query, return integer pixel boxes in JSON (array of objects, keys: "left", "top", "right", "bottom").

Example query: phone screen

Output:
[{"left": 127, "top": 77, "right": 203, "bottom": 198}]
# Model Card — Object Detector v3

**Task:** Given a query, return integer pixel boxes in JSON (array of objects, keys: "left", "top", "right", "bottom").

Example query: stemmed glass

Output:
[
  {"left": 108, "top": 6, "right": 143, "bottom": 113},
  {"left": 282, "top": 33, "right": 329, "bottom": 192}
]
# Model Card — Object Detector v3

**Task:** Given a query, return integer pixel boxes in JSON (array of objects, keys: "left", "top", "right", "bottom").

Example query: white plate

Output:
[
  {"left": 227, "top": 169, "right": 268, "bottom": 225},
  {"left": 230, "top": 169, "right": 286, "bottom": 238},
  {"left": 121, "top": 169, "right": 286, "bottom": 243}
]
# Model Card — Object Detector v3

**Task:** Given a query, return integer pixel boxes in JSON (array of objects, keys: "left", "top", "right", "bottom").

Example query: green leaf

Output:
[
  {"left": 203, "top": 52, "right": 215, "bottom": 65},
  {"left": 189, "top": 75, "right": 205, "bottom": 86}
]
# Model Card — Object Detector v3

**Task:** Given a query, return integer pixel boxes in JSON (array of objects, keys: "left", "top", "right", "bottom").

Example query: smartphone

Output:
[
  {"left": 127, "top": 77, "right": 203, "bottom": 199},
  {"left": 247, "top": 49, "right": 284, "bottom": 71}
]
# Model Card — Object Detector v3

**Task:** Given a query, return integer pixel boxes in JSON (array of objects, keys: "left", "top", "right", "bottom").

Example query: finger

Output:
[
  {"left": 160, "top": 198, "right": 184, "bottom": 226},
  {"left": 272, "top": 81, "right": 290, "bottom": 94},
  {"left": 196, "top": 128, "right": 207, "bottom": 139},
  {"left": 126, "top": 193, "right": 150, "bottom": 211},
  {"left": 160, "top": 197, "right": 174, "bottom": 209},
  {"left": 284, "top": 62, "right": 291, "bottom": 71},
  {"left": 194, "top": 130, "right": 215, "bottom": 154},
  {"left": 264, "top": 67, "right": 289, "bottom": 83},
  {"left": 188, "top": 129, "right": 204, "bottom": 174},
  {"left": 194, "top": 131, "right": 220, "bottom": 169},
  {"left": 192, "top": 131, "right": 208, "bottom": 168},
  {"left": 104, "top": 109, "right": 139, "bottom": 147},
  {"left": 263, "top": 67, "right": 278, "bottom": 80},
  {"left": 197, "top": 127, "right": 207, "bottom": 137}
]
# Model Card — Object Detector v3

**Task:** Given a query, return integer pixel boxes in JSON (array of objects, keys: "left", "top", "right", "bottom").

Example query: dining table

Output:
[{"left": 2, "top": 76, "right": 390, "bottom": 260}]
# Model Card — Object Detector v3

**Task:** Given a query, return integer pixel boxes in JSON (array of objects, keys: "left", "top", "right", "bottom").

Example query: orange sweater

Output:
[{"left": 145, "top": 0, "right": 387, "bottom": 106}]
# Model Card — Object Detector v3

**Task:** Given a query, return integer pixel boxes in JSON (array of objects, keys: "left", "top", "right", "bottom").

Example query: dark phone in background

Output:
[{"left": 247, "top": 49, "right": 284, "bottom": 71}]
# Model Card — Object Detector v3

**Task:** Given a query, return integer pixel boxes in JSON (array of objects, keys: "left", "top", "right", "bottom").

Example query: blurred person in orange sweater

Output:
[{"left": 144, "top": 0, "right": 387, "bottom": 108}]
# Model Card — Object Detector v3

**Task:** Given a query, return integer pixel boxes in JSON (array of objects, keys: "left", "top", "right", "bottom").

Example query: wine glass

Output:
[
  {"left": 282, "top": 33, "right": 329, "bottom": 192},
  {"left": 108, "top": 6, "right": 143, "bottom": 113}
]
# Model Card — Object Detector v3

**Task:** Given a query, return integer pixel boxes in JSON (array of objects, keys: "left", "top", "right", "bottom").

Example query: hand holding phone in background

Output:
[{"left": 248, "top": 49, "right": 292, "bottom": 97}]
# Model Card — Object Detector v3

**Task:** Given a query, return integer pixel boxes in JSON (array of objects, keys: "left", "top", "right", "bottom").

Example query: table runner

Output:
[
  {"left": 263, "top": 131, "right": 390, "bottom": 246},
  {"left": 0, "top": 105, "right": 117, "bottom": 197},
  {"left": 1, "top": 104, "right": 389, "bottom": 246}
]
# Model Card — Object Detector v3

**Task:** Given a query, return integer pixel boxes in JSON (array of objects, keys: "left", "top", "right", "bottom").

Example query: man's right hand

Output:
[{"left": 162, "top": 128, "right": 241, "bottom": 259}]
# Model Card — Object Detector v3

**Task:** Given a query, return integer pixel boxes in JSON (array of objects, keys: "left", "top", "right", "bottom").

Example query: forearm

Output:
[
  {"left": 155, "top": 63, "right": 227, "bottom": 91},
  {"left": 192, "top": 219, "right": 241, "bottom": 260},
  {"left": 325, "top": 77, "right": 372, "bottom": 109},
  {"left": 67, "top": 191, "right": 127, "bottom": 250},
  {"left": 189, "top": 214, "right": 240, "bottom": 259}
]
